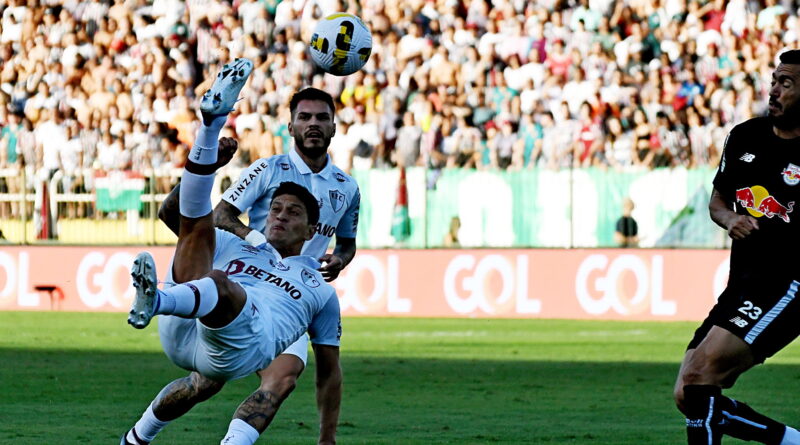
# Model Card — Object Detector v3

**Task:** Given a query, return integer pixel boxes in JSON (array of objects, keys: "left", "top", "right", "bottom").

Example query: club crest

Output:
[
  {"left": 783, "top": 163, "right": 800, "bottom": 186},
  {"left": 301, "top": 269, "right": 321, "bottom": 288},
  {"left": 329, "top": 190, "right": 345, "bottom": 212}
]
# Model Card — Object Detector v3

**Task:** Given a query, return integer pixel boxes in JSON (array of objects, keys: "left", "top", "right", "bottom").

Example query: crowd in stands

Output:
[{"left": 0, "top": 0, "right": 798, "bottom": 219}]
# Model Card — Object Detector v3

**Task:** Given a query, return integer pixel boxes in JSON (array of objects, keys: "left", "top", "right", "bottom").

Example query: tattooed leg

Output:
[
  {"left": 215, "top": 390, "right": 282, "bottom": 445},
  {"left": 235, "top": 389, "right": 282, "bottom": 431},
  {"left": 219, "top": 356, "right": 304, "bottom": 444},
  {"left": 153, "top": 372, "right": 224, "bottom": 420},
  {"left": 124, "top": 372, "right": 224, "bottom": 444},
  {"left": 153, "top": 372, "right": 225, "bottom": 421}
]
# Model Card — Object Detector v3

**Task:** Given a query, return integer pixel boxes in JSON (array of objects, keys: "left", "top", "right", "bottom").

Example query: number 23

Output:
[{"left": 738, "top": 301, "right": 762, "bottom": 320}]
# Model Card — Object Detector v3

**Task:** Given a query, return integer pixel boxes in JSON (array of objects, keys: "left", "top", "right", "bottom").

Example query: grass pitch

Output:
[{"left": 1, "top": 313, "right": 800, "bottom": 444}]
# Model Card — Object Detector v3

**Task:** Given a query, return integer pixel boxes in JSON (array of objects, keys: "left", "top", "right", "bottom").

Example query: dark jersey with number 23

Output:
[{"left": 713, "top": 117, "right": 800, "bottom": 285}]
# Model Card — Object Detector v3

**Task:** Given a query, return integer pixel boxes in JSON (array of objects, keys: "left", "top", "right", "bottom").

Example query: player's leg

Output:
[
  {"left": 129, "top": 256, "right": 247, "bottom": 330},
  {"left": 128, "top": 59, "right": 253, "bottom": 329},
  {"left": 122, "top": 371, "right": 224, "bottom": 445},
  {"left": 676, "top": 326, "right": 772, "bottom": 444},
  {"left": 675, "top": 281, "right": 800, "bottom": 445},
  {"left": 173, "top": 57, "right": 254, "bottom": 283},
  {"left": 220, "top": 342, "right": 308, "bottom": 444}
]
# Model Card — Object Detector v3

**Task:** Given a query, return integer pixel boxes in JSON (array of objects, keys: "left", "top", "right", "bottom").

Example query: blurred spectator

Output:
[
  {"left": 443, "top": 216, "right": 461, "bottom": 248},
  {"left": 394, "top": 111, "right": 422, "bottom": 168},
  {"left": 349, "top": 108, "right": 380, "bottom": 170},
  {"left": 614, "top": 197, "right": 639, "bottom": 247}
]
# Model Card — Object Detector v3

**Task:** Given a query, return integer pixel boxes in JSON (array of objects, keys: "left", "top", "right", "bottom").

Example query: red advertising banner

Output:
[{"left": 0, "top": 247, "right": 729, "bottom": 321}]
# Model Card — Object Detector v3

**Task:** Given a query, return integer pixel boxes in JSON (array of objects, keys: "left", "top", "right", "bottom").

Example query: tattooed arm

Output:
[{"left": 313, "top": 344, "right": 342, "bottom": 445}]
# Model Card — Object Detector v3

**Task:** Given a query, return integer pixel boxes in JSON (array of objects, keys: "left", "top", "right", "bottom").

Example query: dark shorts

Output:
[{"left": 687, "top": 278, "right": 800, "bottom": 362}]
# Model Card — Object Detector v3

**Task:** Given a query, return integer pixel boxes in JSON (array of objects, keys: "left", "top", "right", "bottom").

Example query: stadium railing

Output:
[{"left": 0, "top": 167, "right": 242, "bottom": 245}]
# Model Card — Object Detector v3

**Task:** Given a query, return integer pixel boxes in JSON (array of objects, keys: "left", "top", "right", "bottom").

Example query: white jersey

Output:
[
  {"left": 159, "top": 227, "right": 341, "bottom": 379},
  {"left": 222, "top": 149, "right": 360, "bottom": 259},
  {"left": 213, "top": 229, "right": 341, "bottom": 353}
]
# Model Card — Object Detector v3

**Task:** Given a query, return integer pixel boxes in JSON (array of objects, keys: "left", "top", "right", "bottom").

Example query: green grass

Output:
[{"left": 1, "top": 313, "right": 800, "bottom": 444}]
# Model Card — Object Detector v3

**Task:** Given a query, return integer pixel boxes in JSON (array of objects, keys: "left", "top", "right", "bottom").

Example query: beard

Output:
[
  {"left": 769, "top": 100, "right": 800, "bottom": 131},
  {"left": 294, "top": 134, "right": 330, "bottom": 159}
]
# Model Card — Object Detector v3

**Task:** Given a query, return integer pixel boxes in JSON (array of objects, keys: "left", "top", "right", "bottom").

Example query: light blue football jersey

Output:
[
  {"left": 222, "top": 149, "right": 360, "bottom": 259},
  {"left": 213, "top": 229, "right": 341, "bottom": 353}
]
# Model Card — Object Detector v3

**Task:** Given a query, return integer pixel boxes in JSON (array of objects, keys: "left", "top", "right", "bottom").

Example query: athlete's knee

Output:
[
  {"left": 674, "top": 382, "right": 687, "bottom": 413},
  {"left": 261, "top": 370, "right": 299, "bottom": 399},
  {"left": 259, "top": 358, "right": 304, "bottom": 399},
  {"left": 206, "top": 269, "right": 243, "bottom": 296},
  {"left": 681, "top": 348, "right": 732, "bottom": 386},
  {"left": 204, "top": 269, "right": 230, "bottom": 288},
  {"left": 190, "top": 372, "right": 224, "bottom": 401}
]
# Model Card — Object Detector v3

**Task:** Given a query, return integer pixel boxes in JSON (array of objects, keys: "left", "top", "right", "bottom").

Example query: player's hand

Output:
[
  {"left": 215, "top": 137, "right": 238, "bottom": 168},
  {"left": 727, "top": 214, "right": 759, "bottom": 240},
  {"left": 318, "top": 254, "right": 344, "bottom": 282}
]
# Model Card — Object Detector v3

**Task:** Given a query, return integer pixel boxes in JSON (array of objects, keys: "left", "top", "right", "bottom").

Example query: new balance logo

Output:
[
  {"left": 729, "top": 316, "right": 749, "bottom": 328},
  {"left": 740, "top": 153, "right": 756, "bottom": 162}
]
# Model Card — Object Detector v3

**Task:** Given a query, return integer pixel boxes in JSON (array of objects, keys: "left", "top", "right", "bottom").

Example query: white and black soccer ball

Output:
[{"left": 308, "top": 13, "right": 372, "bottom": 76}]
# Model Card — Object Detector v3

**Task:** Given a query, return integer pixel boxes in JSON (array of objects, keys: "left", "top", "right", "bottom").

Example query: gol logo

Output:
[
  {"left": 77, "top": 252, "right": 137, "bottom": 308},
  {"left": 575, "top": 254, "right": 675, "bottom": 316},
  {"left": 443, "top": 254, "right": 540, "bottom": 315},
  {"left": 335, "top": 254, "right": 410, "bottom": 313},
  {"left": 0, "top": 251, "right": 40, "bottom": 307}
]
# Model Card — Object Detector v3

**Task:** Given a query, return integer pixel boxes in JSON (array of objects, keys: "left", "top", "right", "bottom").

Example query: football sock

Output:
[
  {"left": 684, "top": 385, "right": 723, "bottom": 445},
  {"left": 781, "top": 426, "right": 800, "bottom": 445},
  {"left": 683, "top": 385, "right": 786, "bottom": 445},
  {"left": 154, "top": 277, "right": 219, "bottom": 318},
  {"left": 179, "top": 170, "right": 215, "bottom": 218},
  {"left": 190, "top": 114, "right": 227, "bottom": 164},
  {"left": 127, "top": 404, "right": 169, "bottom": 444},
  {"left": 719, "top": 398, "right": 785, "bottom": 444},
  {"left": 219, "top": 418, "right": 260, "bottom": 445}
]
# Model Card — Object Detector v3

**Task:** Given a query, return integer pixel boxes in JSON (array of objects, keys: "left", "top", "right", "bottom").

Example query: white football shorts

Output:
[
  {"left": 158, "top": 291, "right": 275, "bottom": 381},
  {"left": 279, "top": 335, "right": 309, "bottom": 365}
]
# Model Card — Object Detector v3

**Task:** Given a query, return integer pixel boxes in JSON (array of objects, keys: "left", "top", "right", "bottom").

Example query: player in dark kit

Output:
[{"left": 674, "top": 49, "right": 800, "bottom": 445}]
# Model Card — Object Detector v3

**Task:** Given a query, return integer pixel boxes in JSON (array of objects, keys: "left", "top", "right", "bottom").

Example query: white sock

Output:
[
  {"left": 190, "top": 114, "right": 227, "bottom": 164},
  {"left": 155, "top": 277, "right": 218, "bottom": 318},
  {"left": 179, "top": 170, "right": 215, "bottom": 218},
  {"left": 782, "top": 426, "right": 800, "bottom": 445},
  {"left": 128, "top": 404, "right": 169, "bottom": 443},
  {"left": 220, "top": 418, "right": 260, "bottom": 445}
]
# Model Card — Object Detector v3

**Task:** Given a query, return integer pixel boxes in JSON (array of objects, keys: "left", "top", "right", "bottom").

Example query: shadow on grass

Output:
[{"left": 2, "top": 348, "right": 798, "bottom": 444}]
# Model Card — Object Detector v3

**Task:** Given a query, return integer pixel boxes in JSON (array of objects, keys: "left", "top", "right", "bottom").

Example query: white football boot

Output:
[
  {"left": 199, "top": 58, "right": 254, "bottom": 117},
  {"left": 128, "top": 251, "right": 158, "bottom": 329}
]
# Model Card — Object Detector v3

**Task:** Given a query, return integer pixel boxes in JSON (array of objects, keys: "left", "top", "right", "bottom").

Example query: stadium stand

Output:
[{"left": 0, "top": 0, "right": 796, "bottom": 242}]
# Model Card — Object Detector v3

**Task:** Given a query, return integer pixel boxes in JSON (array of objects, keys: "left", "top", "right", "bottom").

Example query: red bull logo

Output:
[
  {"left": 783, "top": 163, "right": 800, "bottom": 186},
  {"left": 736, "top": 186, "right": 794, "bottom": 223}
]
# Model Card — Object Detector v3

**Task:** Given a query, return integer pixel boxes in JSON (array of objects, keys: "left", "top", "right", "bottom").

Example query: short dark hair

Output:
[
  {"left": 779, "top": 50, "right": 800, "bottom": 65},
  {"left": 289, "top": 88, "right": 335, "bottom": 117},
  {"left": 272, "top": 182, "right": 320, "bottom": 226}
]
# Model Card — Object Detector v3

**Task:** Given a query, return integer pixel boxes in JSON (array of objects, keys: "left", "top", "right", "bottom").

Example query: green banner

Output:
[
  {"left": 95, "top": 171, "right": 145, "bottom": 212},
  {"left": 351, "top": 167, "right": 721, "bottom": 249}
]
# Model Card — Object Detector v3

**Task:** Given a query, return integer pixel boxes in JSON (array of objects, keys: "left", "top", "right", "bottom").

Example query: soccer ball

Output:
[{"left": 309, "top": 13, "right": 372, "bottom": 76}]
